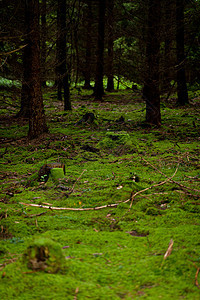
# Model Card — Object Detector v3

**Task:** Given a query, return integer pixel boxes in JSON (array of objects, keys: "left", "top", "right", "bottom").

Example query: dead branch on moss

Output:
[
  {"left": 142, "top": 158, "right": 200, "bottom": 197},
  {"left": 19, "top": 168, "right": 178, "bottom": 211},
  {"left": 19, "top": 201, "right": 121, "bottom": 211}
]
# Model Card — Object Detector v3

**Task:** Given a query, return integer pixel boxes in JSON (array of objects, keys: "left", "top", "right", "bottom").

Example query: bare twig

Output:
[
  {"left": 25, "top": 212, "right": 47, "bottom": 218},
  {"left": 142, "top": 158, "right": 200, "bottom": 195},
  {"left": 0, "top": 44, "right": 27, "bottom": 56},
  {"left": 128, "top": 164, "right": 179, "bottom": 210},
  {"left": 69, "top": 169, "right": 87, "bottom": 194}
]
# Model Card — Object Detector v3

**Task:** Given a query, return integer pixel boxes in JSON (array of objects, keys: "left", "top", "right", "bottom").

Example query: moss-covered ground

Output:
[{"left": 0, "top": 87, "right": 200, "bottom": 299}]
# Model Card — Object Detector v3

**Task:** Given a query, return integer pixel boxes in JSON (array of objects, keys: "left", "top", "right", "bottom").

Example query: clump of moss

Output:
[
  {"left": 145, "top": 207, "right": 161, "bottom": 216},
  {"left": 22, "top": 237, "right": 66, "bottom": 273},
  {"left": 98, "top": 131, "right": 132, "bottom": 149}
]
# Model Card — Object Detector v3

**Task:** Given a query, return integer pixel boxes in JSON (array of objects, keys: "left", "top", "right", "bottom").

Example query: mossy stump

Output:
[
  {"left": 23, "top": 237, "right": 66, "bottom": 273},
  {"left": 38, "top": 163, "right": 65, "bottom": 183}
]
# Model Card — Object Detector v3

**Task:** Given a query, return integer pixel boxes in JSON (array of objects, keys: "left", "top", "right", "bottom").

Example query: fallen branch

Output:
[
  {"left": 19, "top": 167, "right": 178, "bottom": 211},
  {"left": 19, "top": 202, "right": 121, "bottom": 211}
]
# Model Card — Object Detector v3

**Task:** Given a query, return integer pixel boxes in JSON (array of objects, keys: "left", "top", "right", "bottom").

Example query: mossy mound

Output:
[
  {"left": 23, "top": 237, "right": 66, "bottom": 273},
  {"left": 98, "top": 131, "right": 132, "bottom": 149}
]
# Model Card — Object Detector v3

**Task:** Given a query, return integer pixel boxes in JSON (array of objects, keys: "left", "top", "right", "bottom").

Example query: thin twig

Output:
[
  {"left": 142, "top": 158, "right": 200, "bottom": 195},
  {"left": 128, "top": 164, "right": 179, "bottom": 210},
  {"left": 0, "top": 44, "right": 27, "bottom": 56},
  {"left": 69, "top": 169, "right": 87, "bottom": 194},
  {"left": 24, "top": 212, "right": 48, "bottom": 218}
]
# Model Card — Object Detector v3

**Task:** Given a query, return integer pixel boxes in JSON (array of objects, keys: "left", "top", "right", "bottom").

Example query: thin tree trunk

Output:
[
  {"left": 143, "top": 0, "right": 161, "bottom": 126},
  {"left": 83, "top": 0, "right": 92, "bottom": 89},
  {"left": 56, "top": 0, "right": 71, "bottom": 110},
  {"left": 41, "top": 0, "right": 47, "bottom": 87},
  {"left": 176, "top": 0, "right": 189, "bottom": 105},
  {"left": 163, "top": 0, "right": 174, "bottom": 92},
  {"left": 94, "top": 0, "right": 106, "bottom": 100},
  {"left": 106, "top": 0, "right": 114, "bottom": 91},
  {"left": 27, "top": 0, "right": 48, "bottom": 139},
  {"left": 17, "top": 1, "right": 31, "bottom": 118}
]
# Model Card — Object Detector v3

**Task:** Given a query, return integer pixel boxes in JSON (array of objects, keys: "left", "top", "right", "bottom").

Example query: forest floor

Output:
[{"left": 0, "top": 87, "right": 200, "bottom": 299}]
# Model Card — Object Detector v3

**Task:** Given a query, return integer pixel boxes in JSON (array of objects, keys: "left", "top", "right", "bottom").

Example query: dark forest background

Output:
[{"left": 0, "top": 0, "right": 200, "bottom": 138}]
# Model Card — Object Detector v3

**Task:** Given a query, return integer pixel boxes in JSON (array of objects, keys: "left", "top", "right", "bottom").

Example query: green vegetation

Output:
[{"left": 0, "top": 88, "right": 200, "bottom": 299}]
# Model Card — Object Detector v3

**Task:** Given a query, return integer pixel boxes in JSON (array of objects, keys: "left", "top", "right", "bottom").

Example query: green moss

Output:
[
  {"left": 98, "top": 131, "right": 132, "bottom": 149},
  {"left": 0, "top": 89, "right": 200, "bottom": 299}
]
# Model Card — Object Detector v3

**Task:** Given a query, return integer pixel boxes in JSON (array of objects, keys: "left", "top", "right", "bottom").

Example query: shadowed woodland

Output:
[{"left": 0, "top": 0, "right": 200, "bottom": 299}]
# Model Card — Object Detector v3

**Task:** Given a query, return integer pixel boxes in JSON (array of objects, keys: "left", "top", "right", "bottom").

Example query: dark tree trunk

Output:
[
  {"left": 143, "top": 0, "right": 161, "bottom": 126},
  {"left": 56, "top": 0, "right": 71, "bottom": 110},
  {"left": 27, "top": 0, "right": 48, "bottom": 139},
  {"left": 83, "top": 0, "right": 92, "bottom": 89},
  {"left": 41, "top": 0, "right": 47, "bottom": 88},
  {"left": 176, "top": 0, "right": 189, "bottom": 105},
  {"left": 162, "top": 0, "right": 174, "bottom": 92},
  {"left": 106, "top": 0, "right": 114, "bottom": 91},
  {"left": 17, "top": 1, "right": 31, "bottom": 118},
  {"left": 94, "top": 0, "right": 106, "bottom": 100},
  {"left": 17, "top": 46, "right": 31, "bottom": 118}
]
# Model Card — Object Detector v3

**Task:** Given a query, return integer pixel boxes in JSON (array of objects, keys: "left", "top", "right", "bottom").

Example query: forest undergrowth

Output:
[{"left": 0, "top": 88, "right": 200, "bottom": 299}]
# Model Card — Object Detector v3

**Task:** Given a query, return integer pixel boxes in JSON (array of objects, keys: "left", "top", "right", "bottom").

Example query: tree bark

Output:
[
  {"left": 162, "top": 0, "right": 174, "bottom": 92},
  {"left": 56, "top": 0, "right": 71, "bottom": 110},
  {"left": 143, "top": 0, "right": 161, "bottom": 126},
  {"left": 83, "top": 0, "right": 93, "bottom": 89},
  {"left": 26, "top": 0, "right": 48, "bottom": 139},
  {"left": 17, "top": 1, "right": 31, "bottom": 118},
  {"left": 41, "top": 0, "right": 47, "bottom": 88},
  {"left": 176, "top": 0, "right": 189, "bottom": 105},
  {"left": 94, "top": 0, "right": 106, "bottom": 100},
  {"left": 106, "top": 0, "right": 114, "bottom": 91}
]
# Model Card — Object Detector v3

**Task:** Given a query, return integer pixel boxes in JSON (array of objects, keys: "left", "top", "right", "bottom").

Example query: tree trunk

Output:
[
  {"left": 27, "top": 0, "right": 48, "bottom": 139},
  {"left": 94, "top": 0, "right": 106, "bottom": 100},
  {"left": 17, "top": 47, "right": 31, "bottom": 118},
  {"left": 143, "top": 0, "right": 161, "bottom": 126},
  {"left": 176, "top": 0, "right": 189, "bottom": 105},
  {"left": 83, "top": 0, "right": 92, "bottom": 89},
  {"left": 162, "top": 0, "right": 174, "bottom": 92},
  {"left": 41, "top": 0, "right": 47, "bottom": 88},
  {"left": 106, "top": 0, "right": 114, "bottom": 91},
  {"left": 56, "top": 0, "right": 71, "bottom": 110},
  {"left": 17, "top": 1, "right": 31, "bottom": 118}
]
